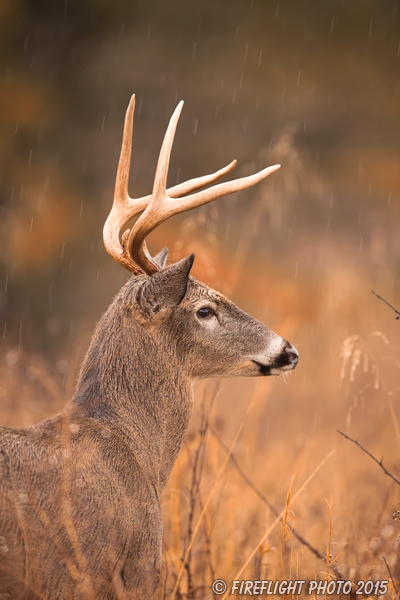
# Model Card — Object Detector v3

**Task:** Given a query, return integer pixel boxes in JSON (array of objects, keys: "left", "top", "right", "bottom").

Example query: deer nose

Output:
[{"left": 284, "top": 341, "right": 299, "bottom": 366}]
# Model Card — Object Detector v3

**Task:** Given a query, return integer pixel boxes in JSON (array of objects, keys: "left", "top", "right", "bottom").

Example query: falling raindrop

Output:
[
  {"left": 48, "top": 284, "right": 53, "bottom": 311},
  {"left": 57, "top": 360, "right": 69, "bottom": 374}
]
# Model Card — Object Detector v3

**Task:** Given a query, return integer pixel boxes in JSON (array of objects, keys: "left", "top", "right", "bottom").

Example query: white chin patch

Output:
[{"left": 269, "top": 367, "right": 283, "bottom": 376}]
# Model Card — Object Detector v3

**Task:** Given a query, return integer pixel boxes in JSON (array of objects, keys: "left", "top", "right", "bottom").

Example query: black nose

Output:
[{"left": 284, "top": 341, "right": 299, "bottom": 366}]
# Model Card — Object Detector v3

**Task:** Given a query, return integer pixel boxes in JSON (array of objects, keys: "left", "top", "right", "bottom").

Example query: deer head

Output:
[{"left": 101, "top": 96, "right": 298, "bottom": 381}]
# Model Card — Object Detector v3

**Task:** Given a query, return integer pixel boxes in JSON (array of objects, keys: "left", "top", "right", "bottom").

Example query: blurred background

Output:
[{"left": 0, "top": 0, "right": 399, "bottom": 595}]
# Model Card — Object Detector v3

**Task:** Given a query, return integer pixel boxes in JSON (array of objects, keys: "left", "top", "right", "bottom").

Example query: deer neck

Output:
[{"left": 71, "top": 304, "right": 194, "bottom": 493}]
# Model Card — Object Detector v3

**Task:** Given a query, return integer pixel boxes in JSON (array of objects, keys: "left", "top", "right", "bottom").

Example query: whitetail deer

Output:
[{"left": 0, "top": 96, "right": 298, "bottom": 599}]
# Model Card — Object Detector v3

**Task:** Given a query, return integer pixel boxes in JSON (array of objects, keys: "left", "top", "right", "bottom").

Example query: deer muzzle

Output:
[{"left": 251, "top": 339, "right": 299, "bottom": 376}]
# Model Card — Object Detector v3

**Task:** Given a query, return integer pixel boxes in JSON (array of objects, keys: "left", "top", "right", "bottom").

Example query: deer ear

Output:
[
  {"left": 153, "top": 247, "right": 169, "bottom": 268},
  {"left": 138, "top": 254, "right": 194, "bottom": 315}
]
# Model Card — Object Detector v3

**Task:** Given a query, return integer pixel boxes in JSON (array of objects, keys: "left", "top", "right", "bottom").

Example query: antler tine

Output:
[
  {"left": 168, "top": 160, "right": 237, "bottom": 198},
  {"left": 103, "top": 95, "right": 148, "bottom": 274},
  {"left": 166, "top": 162, "right": 281, "bottom": 217},
  {"left": 114, "top": 94, "right": 135, "bottom": 205},
  {"left": 152, "top": 101, "right": 184, "bottom": 205},
  {"left": 126, "top": 102, "right": 185, "bottom": 275}
]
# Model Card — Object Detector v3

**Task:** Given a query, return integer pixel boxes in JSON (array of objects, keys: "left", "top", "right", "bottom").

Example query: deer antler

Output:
[{"left": 104, "top": 95, "right": 281, "bottom": 275}]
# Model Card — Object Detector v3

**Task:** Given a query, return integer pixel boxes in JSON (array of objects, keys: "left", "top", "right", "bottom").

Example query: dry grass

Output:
[{"left": 156, "top": 370, "right": 399, "bottom": 599}]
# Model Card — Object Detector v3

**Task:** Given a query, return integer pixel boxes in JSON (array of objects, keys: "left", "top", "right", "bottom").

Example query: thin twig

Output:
[
  {"left": 383, "top": 556, "right": 399, "bottom": 598},
  {"left": 180, "top": 385, "right": 218, "bottom": 598},
  {"left": 210, "top": 426, "right": 346, "bottom": 582},
  {"left": 371, "top": 290, "right": 400, "bottom": 320},
  {"left": 337, "top": 430, "right": 400, "bottom": 486},
  {"left": 184, "top": 392, "right": 214, "bottom": 598}
]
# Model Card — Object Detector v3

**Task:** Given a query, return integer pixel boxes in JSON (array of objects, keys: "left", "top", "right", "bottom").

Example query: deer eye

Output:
[{"left": 196, "top": 307, "right": 215, "bottom": 320}]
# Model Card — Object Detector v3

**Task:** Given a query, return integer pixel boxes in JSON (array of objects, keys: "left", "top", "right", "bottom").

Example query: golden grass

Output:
[{"left": 157, "top": 369, "right": 400, "bottom": 598}]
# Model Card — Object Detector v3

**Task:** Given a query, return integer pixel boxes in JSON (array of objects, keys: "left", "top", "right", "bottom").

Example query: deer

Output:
[{"left": 0, "top": 95, "right": 298, "bottom": 600}]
